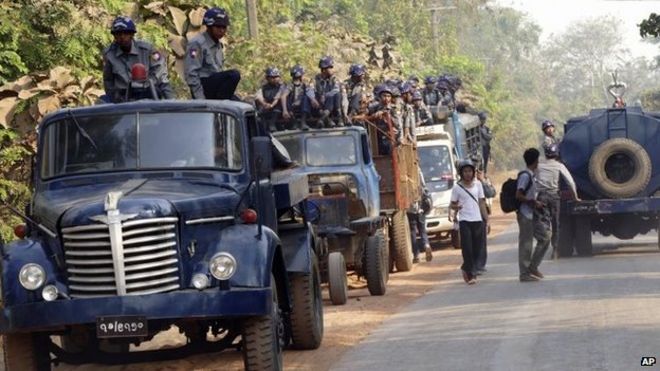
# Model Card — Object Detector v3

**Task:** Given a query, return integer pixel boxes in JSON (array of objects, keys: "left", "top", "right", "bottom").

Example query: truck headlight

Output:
[
  {"left": 19, "top": 263, "right": 45, "bottom": 291},
  {"left": 191, "top": 274, "right": 209, "bottom": 289},
  {"left": 42, "top": 284, "right": 59, "bottom": 301},
  {"left": 209, "top": 253, "right": 237, "bottom": 280}
]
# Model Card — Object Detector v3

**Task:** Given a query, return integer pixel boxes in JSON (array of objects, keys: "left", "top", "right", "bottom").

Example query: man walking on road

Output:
[
  {"left": 516, "top": 148, "right": 543, "bottom": 282},
  {"left": 450, "top": 160, "right": 489, "bottom": 284}
]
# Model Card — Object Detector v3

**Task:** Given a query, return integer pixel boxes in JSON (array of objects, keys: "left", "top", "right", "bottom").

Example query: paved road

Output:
[{"left": 332, "top": 225, "right": 660, "bottom": 371}]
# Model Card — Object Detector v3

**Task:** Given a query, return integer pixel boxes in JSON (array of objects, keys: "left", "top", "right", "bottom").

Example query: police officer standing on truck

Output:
[
  {"left": 103, "top": 16, "right": 174, "bottom": 103},
  {"left": 541, "top": 120, "right": 559, "bottom": 152},
  {"left": 185, "top": 7, "right": 241, "bottom": 100}
]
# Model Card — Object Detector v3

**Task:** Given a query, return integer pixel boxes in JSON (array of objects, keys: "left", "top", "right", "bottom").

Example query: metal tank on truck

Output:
[{"left": 557, "top": 81, "right": 660, "bottom": 256}]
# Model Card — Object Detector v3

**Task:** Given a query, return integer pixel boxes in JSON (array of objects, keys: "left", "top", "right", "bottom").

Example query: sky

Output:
[{"left": 496, "top": 0, "right": 660, "bottom": 59}]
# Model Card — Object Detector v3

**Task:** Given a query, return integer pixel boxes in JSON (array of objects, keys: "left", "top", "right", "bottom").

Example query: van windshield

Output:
[
  {"left": 40, "top": 112, "right": 243, "bottom": 178},
  {"left": 419, "top": 145, "right": 453, "bottom": 191}
]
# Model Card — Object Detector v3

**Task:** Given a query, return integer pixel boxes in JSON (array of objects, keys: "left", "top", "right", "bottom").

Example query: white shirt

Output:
[{"left": 450, "top": 180, "right": 485, "bottom": 222}]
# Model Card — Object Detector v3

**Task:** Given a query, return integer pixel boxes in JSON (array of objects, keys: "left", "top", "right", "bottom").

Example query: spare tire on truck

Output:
[{"left": 588, "top": 138, "right": 651, "bottom": 198}]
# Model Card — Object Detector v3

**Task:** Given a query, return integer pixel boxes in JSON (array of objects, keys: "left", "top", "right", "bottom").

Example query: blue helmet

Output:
[
  {"left": 412, "top": 91, "right": 423, "bottom": 101},
  {"left": 399, "top": 82, "right": 414, "bottom": 95},
  {"left": 319, "top": 55, "right": 334, "bottom": 69},
  {"left": 544, "top": 143, "right": 559, "bottom": 158},
  {"left": 542, "top": 119, "right": 554, "bottom": 130},
  {"left": 203, "top": 7, "right": 231, "bottom": 27},
  {"left": 111, "top": 16, "right": 136, "bottom": 34},
  {"left": 408, "top": 75, "right": 420, "bottom": 83},
  {"left": 349, "top": 63, "right": 366, "bottom": 77},
  {"left": 478, "top": 111, "right": 488, "bottom": 121},
  {"left": 290, "top": 64, "right": 304, "bottom": 78},
  {"left": 424, "top": 76, "right": 437, "bottom": 85},
  {"left": 374, "top": 84, "right": 392, "bottom": 97},
  {"left": 265, "top": 67, "right": 281, "bottom": 77}
]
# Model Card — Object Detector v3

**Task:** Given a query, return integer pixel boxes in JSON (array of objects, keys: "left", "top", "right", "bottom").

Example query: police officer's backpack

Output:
[{"left": 500, "top": 171, "right": 532, "bottom": 213}]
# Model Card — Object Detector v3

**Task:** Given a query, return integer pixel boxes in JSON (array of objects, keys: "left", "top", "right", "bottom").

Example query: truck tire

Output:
[
  {"left": 327, "top": 252, "right": 348, "bottom": 305},
  {"left": 289, "top": 253, "right": 324, "bottom": 350},
  {"left": 588, "top": 138, "right": 652, "bottom": 198},
  {"left": 391, "top": 211, "right": 413, "bottom": 272},
  {"left": 574, "top": 217, "right": 593, "bottom": 257},
  {"left": 3, "top": 333, "right": 50, "bottom": 371},
  {"left": 365, "top": 229, "right": 388, "bottom": 296},
  {"left": 242, "top": 274, "right": 283, "bottom": 371},
  {"left": 451, "top": 229, "right": 461, "bottom": 250},
  {"left": 557, "top": 213, "right": 575, "bottom": 258}
]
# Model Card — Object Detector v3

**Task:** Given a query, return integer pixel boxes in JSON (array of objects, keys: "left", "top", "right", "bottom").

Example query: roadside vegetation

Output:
[{"left": 0, "top": 0, "right": 658, "bottom": 242}]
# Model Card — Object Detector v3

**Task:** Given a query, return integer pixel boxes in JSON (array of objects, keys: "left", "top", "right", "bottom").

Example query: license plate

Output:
[{"left": 96, "top": 316, "right": 148, "bottom": 338}]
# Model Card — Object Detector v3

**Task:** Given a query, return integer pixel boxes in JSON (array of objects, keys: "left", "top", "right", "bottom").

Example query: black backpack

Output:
[{"left": 500, "top": 171, "right": 532, "bottom": 213}]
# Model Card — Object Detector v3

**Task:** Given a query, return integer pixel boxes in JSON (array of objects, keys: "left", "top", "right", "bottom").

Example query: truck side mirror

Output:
[{"left": 251, "top": 137, "right": 272, "bottom": 179}]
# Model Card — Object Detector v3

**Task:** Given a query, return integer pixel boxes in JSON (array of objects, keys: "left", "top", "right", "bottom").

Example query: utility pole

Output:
[
  {"left": 246, "top": 0, "right": 259, "bottom": 39},
  {"left": 427, "top": 0, "right": 456, "bottom": 53}
]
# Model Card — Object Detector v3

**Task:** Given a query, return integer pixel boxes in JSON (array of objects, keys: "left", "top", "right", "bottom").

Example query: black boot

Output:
[{"left": 299, "top": 115, "right": 310, "bottom": 131}]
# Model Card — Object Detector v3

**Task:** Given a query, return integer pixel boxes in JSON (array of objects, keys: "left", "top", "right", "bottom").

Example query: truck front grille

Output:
[{"left": 62, "top": 217, "right": 181, "bottom": 298}]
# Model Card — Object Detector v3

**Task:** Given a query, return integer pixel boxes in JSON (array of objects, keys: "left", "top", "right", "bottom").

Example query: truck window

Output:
[
  {"left": 361, "top": 133, "right": 372, "bottom": 165},
  {"left": 418, "top": 145, "right": 453, "bottom": 191},
  {"left": 40, "top": 111, "right": 243, "bottom": 178},
  {"left": 305, "top": 135, "right": 357, "bottom": 166}
]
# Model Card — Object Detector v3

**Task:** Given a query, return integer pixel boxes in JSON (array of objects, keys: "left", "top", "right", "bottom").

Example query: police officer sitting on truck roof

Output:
[
  {"left": 102, "top": 16, "right": 174, "bottom": 103},
  {"left": 255, "top": 67, "right": 287, "bottom": 133},
  {"left": 185, "top": 8, "right": 241, "bottom": 100}
]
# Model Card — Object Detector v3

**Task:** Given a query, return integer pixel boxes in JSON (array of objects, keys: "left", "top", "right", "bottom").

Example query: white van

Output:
[{"left": 416, "top": 125, "right": 458, "bottom": 242}]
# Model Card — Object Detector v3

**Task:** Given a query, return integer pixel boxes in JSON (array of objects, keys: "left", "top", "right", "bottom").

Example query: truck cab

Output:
[
  {"left": 274, "top": 127, "right": 389, "bottom": 305},
  {"left": 415, "top": 125, "right": 457, "bottom": 241},
  {"left": 1, "top": 100, "right": 323, "bottom": 370}
]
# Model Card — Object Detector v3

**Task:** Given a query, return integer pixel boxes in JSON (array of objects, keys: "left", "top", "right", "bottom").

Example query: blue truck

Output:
[
  {"left": 275, "top": 127, "right": 388, "bottom": 305},
  {"left": 0, "top": 100, "right": 323, "bottom": 370},
  {"left": 558, "top": 105, "right": 660, "bottom": 256}
]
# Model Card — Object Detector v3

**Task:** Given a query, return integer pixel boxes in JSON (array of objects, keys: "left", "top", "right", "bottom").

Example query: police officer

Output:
[
  {"left": 535, "top": 143, "right": 578, "bottom": 265},
  {"left": 412, "top": 91, "right": 433, "bottom": 127},
  {"left": 345, "top": 64, "right": 367, "bottom": 126},
  {"left": 479, "top": 112, "right": 493, "bottom": 173},
  {"left": 541, "top": 120, "right": 559, "bottom": 152},
  {"left": 311, "top": 56, "right": 344, "bottom": 128},
  {"left": 399, "top": 82, "right": 416, "bottom": 143},
  {"left": 284, "top": 65, "right": 312, "bottom": 131},
  {"left": 185, "top": 7, "right": 241, "bottom": 100},
  {"left": 422, "top": 76, "right": 440, "bottom": 107},
  {"left": 255, "top": 67, "right": 287, "bottom": 132},
  {"left": 368, "top": 84, "right": 400, "bottom": 155},
  {"left": 103, "top": 16, "right": 174, "bottom": 103}
]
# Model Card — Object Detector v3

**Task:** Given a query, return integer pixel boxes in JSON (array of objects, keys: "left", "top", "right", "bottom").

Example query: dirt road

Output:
[{"left": 53, "top": 208, "right": 514, "bottom": 371}]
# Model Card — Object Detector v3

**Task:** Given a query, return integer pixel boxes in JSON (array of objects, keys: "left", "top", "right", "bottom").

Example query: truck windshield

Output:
[
  {"left": 305, "top": 135, "right": 357, "bottom": 166},
  {"left": 40, "top": 112, "right": 243, "bottom": 178},
  {"left": 419, "top": 145, "right": 452, "bottom": 187}
]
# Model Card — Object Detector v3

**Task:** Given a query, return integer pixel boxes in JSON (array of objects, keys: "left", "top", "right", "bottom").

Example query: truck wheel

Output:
[
  {"left": 451, "top": 229, "right": 461, "bottom": 250},
  {"left": 289, "top": 252, "right": 324, "bottom": 350},
  {"left": 391, "top": 211, "right": 413, "bottom": 272},
  {"left": 574, "top": 217, "right": 593, "bottom": 257},
  {"left": 3, "top": 333, "right": 51, "bottom": 371},
  {"left": 365, "top": 229, "right": 388, "bottom": 296},
  {"left": 327, "top": 252, "right": 348, "bottom": 305},
  {"left": 588, "top": 138, "right": 652, "bottom": 198},
  {"left": 242, "top": 275, "right": 283, "bottom": 371}
]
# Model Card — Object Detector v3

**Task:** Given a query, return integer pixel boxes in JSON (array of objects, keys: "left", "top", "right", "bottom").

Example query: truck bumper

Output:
[
  {"left": 426, "top": 217, "right": 453, "bottom": 237},
  {"left": 0, "top": 287, "right": 271, "bottom": 334},
  {"left": 568, "top": 197, "right": 660, "bottom": 215}
]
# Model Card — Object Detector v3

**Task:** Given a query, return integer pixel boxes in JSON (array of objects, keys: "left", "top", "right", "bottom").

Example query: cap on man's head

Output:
[
  {"left": 204, "top": 7, "right": 231, "bottom": 27},
  {"left": 111, "top": 16, "right": 137, "bottom": 34}
]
